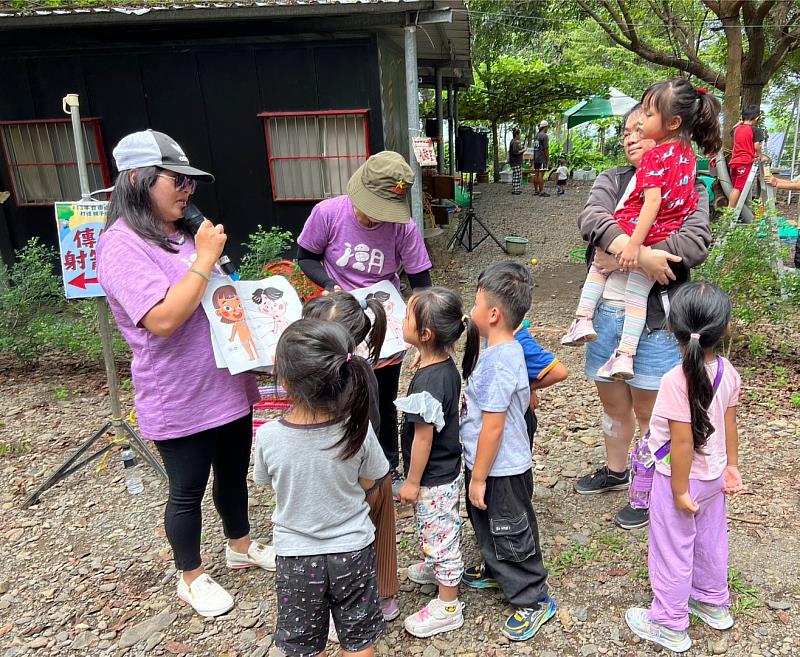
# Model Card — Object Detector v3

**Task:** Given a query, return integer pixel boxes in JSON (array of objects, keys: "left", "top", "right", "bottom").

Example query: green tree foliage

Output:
[
  {"left": 572, "top": 1, "right": 800, "bottom": 143},
  {"left": 459, "top": 56, "right": 606, "bottom": 179}
]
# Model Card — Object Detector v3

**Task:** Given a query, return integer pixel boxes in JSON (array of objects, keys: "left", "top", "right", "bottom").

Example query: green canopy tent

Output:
[{"left": 563, "top": 87, "right": 638, "bottom": 130}]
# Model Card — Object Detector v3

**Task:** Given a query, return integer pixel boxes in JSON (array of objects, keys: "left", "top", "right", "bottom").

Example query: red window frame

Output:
[
  {"left": 259, "top": 109, "right": 370, "bottom": 202},
  {"left": 0, "top": 118, "right": 112, "bottom": 208}
]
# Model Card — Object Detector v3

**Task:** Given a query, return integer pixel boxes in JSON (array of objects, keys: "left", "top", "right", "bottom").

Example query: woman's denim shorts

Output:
[{"left": 584, "top": 302, "right": 680, "bottom": 391}]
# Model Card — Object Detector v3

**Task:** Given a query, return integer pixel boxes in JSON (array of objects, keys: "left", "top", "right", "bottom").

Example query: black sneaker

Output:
[
  {"left": 539, "top": 192, "right": 551, "bottom": 197},
  {"left": 614, "top": 504, "right": 649, "bottom": 530},
  {"left": 574, "top": 466, "right": 630, "bottom": 495}
]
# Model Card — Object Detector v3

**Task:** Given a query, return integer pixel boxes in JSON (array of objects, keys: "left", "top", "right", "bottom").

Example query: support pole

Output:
[
  {"left": 435, "top": 67, "right": 444, "bottom": 174},
  {"left": 404, "top": 23, "right": 423, "bottom": 231},
  {"left": 448, "top": 83, "right": 455, "bottom": 176},
  {"left": 789, "top": 92, "right": 800, "bottom": 204},
  {"left": 64, "top": 95, "right": 125, "bottom": 444}
]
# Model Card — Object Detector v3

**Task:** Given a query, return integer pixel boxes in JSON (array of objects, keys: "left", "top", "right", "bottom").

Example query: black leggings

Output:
[
  {"left": 154, "top": 413, "right": 253, "bottom": 571},
  {"left": 374, "top": 362, "right": 402, "bottom": 471}
]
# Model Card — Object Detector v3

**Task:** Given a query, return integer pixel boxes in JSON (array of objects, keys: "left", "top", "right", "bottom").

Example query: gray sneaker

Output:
[
  {"left": 391, "top": 469, "right": 404, "bottom": 500},
  {"left": 574, "top": 466, "right": 629, "bottom": 495}
]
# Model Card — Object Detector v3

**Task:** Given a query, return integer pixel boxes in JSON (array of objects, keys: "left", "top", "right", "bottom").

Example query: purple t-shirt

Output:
[
  {"left": 97, "top": 219, "right": 259, "bottom": 440},
  {"left": 297, "top": 195, "right": 432, "bottom": 291}
]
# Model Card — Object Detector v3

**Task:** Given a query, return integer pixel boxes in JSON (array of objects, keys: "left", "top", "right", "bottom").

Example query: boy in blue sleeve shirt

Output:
[{"left": 514, "top": 321, "right": 568, "bottom": 447}]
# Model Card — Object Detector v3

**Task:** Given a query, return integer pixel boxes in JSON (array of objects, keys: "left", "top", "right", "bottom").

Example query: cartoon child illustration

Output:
[
  {"left": 251, "top": 287, "right": 290, "bottom": 335},
  {"left": 212, "top": 285, "right": 258, "bottom": 361},
  {"left": 366, "top": 290, "right": 403, "bottom": 343}
]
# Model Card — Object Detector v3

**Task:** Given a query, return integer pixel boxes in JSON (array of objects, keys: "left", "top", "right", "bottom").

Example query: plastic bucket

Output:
[{"left": 505, "top": 236, "right": 528, "bottom": 255}]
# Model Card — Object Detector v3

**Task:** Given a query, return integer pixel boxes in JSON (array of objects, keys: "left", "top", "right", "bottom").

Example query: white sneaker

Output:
[
  {"left": 225, "top": 541, "right": 276, "bottom": 572},
  {"left": 177, "top": 573, "right": 234, "bottom": 618},
  {"left": 407, "top": 562, "right": 437, "bottom": 585},
  {"left": 625, "top": 607, "right": 691, "bottom": 653},
  {"left": 404, "top": 597, "right": 464, "bottom": 638},
  {"left": 689, "top": 599, "right": 734, "bottom": 630}
]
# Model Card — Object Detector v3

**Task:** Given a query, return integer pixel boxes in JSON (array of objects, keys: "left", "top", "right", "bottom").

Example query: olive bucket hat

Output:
[{"left": 347, "top": 151, "right": 415, "bottom": 224}]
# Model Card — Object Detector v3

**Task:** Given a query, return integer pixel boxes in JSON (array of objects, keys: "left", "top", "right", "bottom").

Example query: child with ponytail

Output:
[
  {"left": 254, "top": 319, "right": 389, "bottom": 657},
  {"left": 302, "top": 292, "right": 401, "bottom": 625},
  {"left": 625, "top": 281, "right": 742, "bottom": 653},
  {"left": 563, "top": 78, "right": 722, "bottom": 381},
  {"left": 394, "top": 287, "right": 479, "bottom": 637}
]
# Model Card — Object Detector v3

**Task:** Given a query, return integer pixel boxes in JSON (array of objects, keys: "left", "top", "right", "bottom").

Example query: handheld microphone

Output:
[{"left": 183, "top": 203, "right": 237, "bottom": 277}]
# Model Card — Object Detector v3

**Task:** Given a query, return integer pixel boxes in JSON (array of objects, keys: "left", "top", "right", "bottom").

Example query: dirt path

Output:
[{"left": 0, "top": 181, "right": 798, "bottom": 657}]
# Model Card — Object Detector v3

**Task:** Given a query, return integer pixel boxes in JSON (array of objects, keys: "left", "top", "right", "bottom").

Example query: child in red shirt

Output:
[{"left": 727, "top": 105, "right": 768, "bottom": 208}]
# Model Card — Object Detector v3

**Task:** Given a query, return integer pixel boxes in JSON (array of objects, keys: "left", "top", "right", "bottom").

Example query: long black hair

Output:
[
  {"left": 641, "top": 78, "right": 722, "bottom": 155},
  {"left": 106, "top": 166, "right": 188, "bottom": 252},
  {"left": 668, "top": 281, "right": 731, "bottom": 451},
  {"left": 302, "top": 291, "right": 387, "bottom": 365},
  {"left": 408, "top": 287, "right": 479, "bottom": 380},
  {"left": 275, "top": 319, "right": 372, "bottom": 460}
]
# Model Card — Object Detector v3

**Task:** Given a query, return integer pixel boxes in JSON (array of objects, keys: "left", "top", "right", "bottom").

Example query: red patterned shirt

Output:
[{"left": 615, "top": 141, "right": 697, "bottom": 246}]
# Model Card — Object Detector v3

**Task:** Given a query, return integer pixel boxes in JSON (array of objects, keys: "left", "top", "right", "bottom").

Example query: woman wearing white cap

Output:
[
  {"left": 297, "top": 151, "right": 433, "bottom": 493},
  {"left": 97, "top": 130, "right": 274, "bottom": 619}
]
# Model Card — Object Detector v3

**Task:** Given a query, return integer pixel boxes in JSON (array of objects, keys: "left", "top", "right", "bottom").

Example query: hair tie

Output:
[
  {"left": 346, "top": 352, "right": 353, "bottom": 362},
  {"left": 696, "top": 87, "right": 707, "bottom": 95},
  {"left": 461, "top": 314, "right": 469, "bottom": 324},
  {"left": 689, "top": 332, "right": 701, "bottom": 342},
  {"left": 359, "top": 298, "right": 368, "bottom": 311}
]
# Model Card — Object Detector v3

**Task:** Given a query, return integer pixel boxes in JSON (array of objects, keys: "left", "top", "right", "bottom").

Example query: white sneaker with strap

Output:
[{"left": 404, "top": 597, "right": 464, "bottom": 638}]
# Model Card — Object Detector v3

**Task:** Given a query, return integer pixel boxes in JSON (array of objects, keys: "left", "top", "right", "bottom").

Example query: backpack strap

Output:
[{"left": 652, "top": 356, "right": 724, "bottom": 461}]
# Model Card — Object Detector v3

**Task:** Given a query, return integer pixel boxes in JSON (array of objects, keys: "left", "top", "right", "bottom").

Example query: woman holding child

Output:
[
  {"left": 297, "top": 151, "right": 433, "bottom": 493},
  {"left": 572, "top": 104, "right": 712, "bottom": 530}
]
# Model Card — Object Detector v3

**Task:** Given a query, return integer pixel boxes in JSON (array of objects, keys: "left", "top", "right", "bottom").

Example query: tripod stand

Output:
[
  {"left": 22, "top": 94, "right": 167, "bottom": 509},
  {"left": 447, "top": 173, "right": 508, "bottom": 253}
]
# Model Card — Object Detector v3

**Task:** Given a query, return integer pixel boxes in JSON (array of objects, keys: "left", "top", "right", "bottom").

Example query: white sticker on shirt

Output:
[{"left": 335, "top": 242, "right": 385, "bottom": 274}]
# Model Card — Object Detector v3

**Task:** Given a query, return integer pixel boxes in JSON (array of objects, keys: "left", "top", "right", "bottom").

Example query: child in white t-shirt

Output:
[{"left": 556, "top": 159, "right": 568, "bottom": 196}]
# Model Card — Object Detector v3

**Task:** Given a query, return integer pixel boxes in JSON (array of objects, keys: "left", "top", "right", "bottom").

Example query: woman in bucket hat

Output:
[
  {"left": 96, "top": 130, "right": 275, "bottom": 619},
  {"left": 297, "top": 150, "right": 433, "bottom": 493}
]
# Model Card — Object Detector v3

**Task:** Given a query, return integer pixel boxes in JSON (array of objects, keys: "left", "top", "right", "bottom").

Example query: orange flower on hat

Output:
[{"left": 392, "top": 178, "right": 408, "bottom": 195}]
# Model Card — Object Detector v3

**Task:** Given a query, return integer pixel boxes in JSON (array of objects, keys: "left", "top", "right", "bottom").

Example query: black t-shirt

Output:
[
  {"left": 533, "top": 130, "right": 549, "bottom": 155},
  {"left": 400, "top": 358, "right": 462, "bottom": 487}
]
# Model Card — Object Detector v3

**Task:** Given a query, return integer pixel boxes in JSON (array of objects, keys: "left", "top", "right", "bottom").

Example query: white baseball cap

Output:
[
  {"left": 539, "top": 120, "right": 549, "bottom": 129},
  {"left": 112, "top": 129, "right": 214, "bottom": 182}
]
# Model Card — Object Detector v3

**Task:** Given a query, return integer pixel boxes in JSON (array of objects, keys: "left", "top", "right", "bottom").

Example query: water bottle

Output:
[
  {"left": 628, "top": 441, "right": 655, "bottom": 510},
  {"left": 120, "top": 445, "right": 144, "bottom": 495}
]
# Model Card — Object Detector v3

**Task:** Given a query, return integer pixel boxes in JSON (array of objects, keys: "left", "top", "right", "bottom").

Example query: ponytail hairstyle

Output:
[
  {"left": 275, "top": 319, "right": 372, "bottom": 460},
  {"left": 408, "top": 286, "right": 480, "bottom": 379},
  {"left": 302, "top": 291, "right": 386, "bottom": 365},
  {"left": 641, "top": 78, "right": 722, "bottom": 155},
  {"left": 668, "top": 281, "right": 731, "bottom": 451}
]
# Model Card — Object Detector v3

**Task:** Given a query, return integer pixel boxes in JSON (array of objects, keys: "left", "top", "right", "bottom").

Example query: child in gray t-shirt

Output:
[
  {"left": 254, "top": 318, "right": 388, "bottom": 657},
  {"left": 461, "top": 262, "right": 556, "bottom": 643}
]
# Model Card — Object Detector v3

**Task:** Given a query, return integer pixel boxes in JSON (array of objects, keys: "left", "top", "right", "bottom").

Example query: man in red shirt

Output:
[{"left": 727, "top": 105, "right": 769, "bottom": 208}]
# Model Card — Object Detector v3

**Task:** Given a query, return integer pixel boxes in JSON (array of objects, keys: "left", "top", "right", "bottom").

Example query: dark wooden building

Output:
[{"left": 0, "top": 0, "right": 471, "bottom": 266}]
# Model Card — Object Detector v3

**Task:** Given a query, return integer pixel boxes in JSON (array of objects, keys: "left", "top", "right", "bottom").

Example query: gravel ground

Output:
[{"left": 0, "top": 179, "right": 798, "bottom": 657}]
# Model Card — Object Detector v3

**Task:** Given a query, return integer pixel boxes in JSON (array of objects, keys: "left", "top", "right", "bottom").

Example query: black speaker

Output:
[
  {"left": 457, "top": 126, "right": 489, "bottom": 173},
  {"left": 425, "top": 118, "right": 439, "bottom": 139}
]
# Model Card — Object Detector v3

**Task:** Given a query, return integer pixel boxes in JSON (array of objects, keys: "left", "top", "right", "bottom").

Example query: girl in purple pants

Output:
[{"left": 625, "top": 282, "right": 743, "bottom": 653}]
